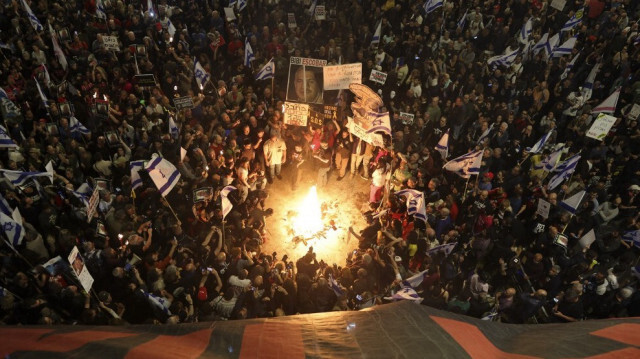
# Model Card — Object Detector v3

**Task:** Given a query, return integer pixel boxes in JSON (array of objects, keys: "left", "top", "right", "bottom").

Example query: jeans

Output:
[
  {"left": 269, "top": 163, "right": 282, "bottom": 179},
  {"left": 317, "top": 167, "right": 330, "bottom": 187}
]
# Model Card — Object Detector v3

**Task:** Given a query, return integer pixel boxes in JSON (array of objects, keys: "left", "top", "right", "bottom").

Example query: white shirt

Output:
[{"left": 372, "top": 168, "right": 386, "bottom": 187}]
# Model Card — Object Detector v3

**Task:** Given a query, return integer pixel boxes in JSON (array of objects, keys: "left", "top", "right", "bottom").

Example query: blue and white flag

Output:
[
  {"left": 365, "top": 111, "right": 392, "bottom": 136},
  {"left": 328, "top": 275, "right": 345, "bottom": 297},
  {"left": 534, "top": 147, "right": 563, "bottom": 172},
  {"left": 396, "top": 189, "right": 427, "bottom": 223},
  {"left": 406, "top": 270, "right": 429, "bottom": 288},
  {"left": 423, "top": 0, "right": 443, "bottom": 14},
  {"left": 255, "top": 58, "right": 275, "bottom": 80},
  {"left": 130, "top": 160, "right": 146, "bottom": 190},
  {"left": 20, "top": 0, "right": 43, "bottom": 32},
  {"left": 244, "top": 39, "right": 254, "bottom": 67},
  {"left": 167, "top": 19, "right": 176, "bottom": 39},
  {"left": 34, "top": 78, "right": 49, "bottom": 108},
  {"left": 237, "top": 0, "right": 247, "bottom": 12},
  {"left": 0, "top": 211, "right": 24, "bottom": 247},
  {"left": 581, "top": 63, "right": 601, "bottom": 101},
  {"left": 371, "top": 20, "right": 381, "bottom": 47},
  {"left": 518, "top": 18, "right": 533, "bottom": 44},
  {"left": 144, "top": 154, "right": 181, "bottom": 197},
  {"left": 548, "top": 154, "right": 581, "bottom": 190},
  {"left": 387, "top": 281, "right": 422, "bottom": 302},
  {"left": 443, "top": 150, "right": 484, "bottom": 179},
  {"left": 71, "top": 183, "right": 93, "bottom": 208},
  {"left": 544, "top": 33, "right": 560, "bottom": 58},
  {"left": 526, "top": 130, "right": 553, "bottom": 153},
  {"left": 69, "top": 116, "right": 90, "bottom": 135},
  {"left": 0, "top": 87, "right": 8, "bottom": 99},
  {"left": 147, "top": 0, "right": 155, "bottom": 17},
  {"left": 229, "top": 0, "right": 237, "bottom": 8},
  {"left": 622, "top": 230, "right": 640, "bottom": 249},
  {"left": 96, "top": 0, "right": 107, "bottom": 19},
  {"left": 552, "top": 36, "right": 577, "bottom": 58},
  {"left": 0, "top": 125, "right": 18, "bottom": 148},
  {"left": 168, "top": 116, "right": 179, "bottom": 139},
  {"left": 0, "top": 192, "right": 13, "bottom": 216},
  {"left": 592, "top": 88, "right": 620, "bottom": 114},
  {"left": 487, "top": 48, "right": 520, "bottom": 67},
  {"left": 476, "top": 123, "right": 494, "bottom": 146},
  {"left": 0, "top": 168, "right": 53, "bottom": 187},
  {"left": 561, "top": 8, "right": 584, "bottom": 33},
  {"left": 457, "top": 9, "right": 468, "bottom": 30},
  {"left": 221, "top": 185, "right": 237, "bottom": 219},
  {"left": 559, "top": 190, "right": 585, "bottom": 214},
  {"left": 435, "top": 130, "right": 449, "bottom": 159},
  {"left": 427, "top": 242, "right": 457, "bottom": 257},
  {"left": 193, "top": 59, "right": 210, "bottom": 89},
  {"left": 145, "top": 291, "right": 171, "bottom": 316},
  {"left": 532, "top": 32, "right": 548, "bottom": 55},
  {"left": 308, "top": 0, "right": 317, "bottom": 17},
  {"left": 560, "top": 52, "right": 580, "bottom": 80}
]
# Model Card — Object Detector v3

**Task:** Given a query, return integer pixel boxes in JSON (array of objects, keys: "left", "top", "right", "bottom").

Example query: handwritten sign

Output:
[
  {"left": 626, "top": 104, "right": 640, "bottom": 120},
  {"left": 224, "top": 7, "right": 237, "bottom": 21},
  {"left": 173, "top": 96, "right": 194, "bottom": 110},
  {"left": 536, "top": 198, "right": 551, "bottom": 219},
  {"left": 315, "top": 5, "right": 326, "bottom": 20},
  {"left": 102, "top": 36, "right": 120, "bottom": 51},
  {"left": 283, "top": 102, "right": 309, "bottom": 126},
  {"left": 369, "top": 69, "right": 387, "bottom": 85},
  {"left": 308, "top": 107, "right": 324, "bottom": 128},
  {"left": 86, "top": 186, "right": 100, "bottom": 223},
  {"left": 323, "top": 63, "right": 362, "bottom": 90},
  {"left": 288, "top": 13, "right": 297, "bottom": 29},
  {"left": 550, "top": 0, "right": 566, "bottom": 11},
  {"left": 586, "top": 113, "right": 616, "bottom": 141},
  {"left": 347, "top": 116, "right": 384, "bottom": 147},
  {"left": 399, "top": 112, "right": 415, "bottom": 125}
]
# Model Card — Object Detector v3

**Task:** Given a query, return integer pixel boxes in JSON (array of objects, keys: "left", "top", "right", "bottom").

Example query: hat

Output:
[
  {"left": 629, "top": 185, "right": 640, "bottom": 192},
  {"left": 483, "top": 172, "right": 494, "bottom": 180},
  {"left": 197, "top": 286, "right": 208, "bottom": 301}
]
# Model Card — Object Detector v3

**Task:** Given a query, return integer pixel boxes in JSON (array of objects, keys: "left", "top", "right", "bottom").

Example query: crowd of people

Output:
[{"left": 0, "top": 0, "right": 639, "bottom": 327}]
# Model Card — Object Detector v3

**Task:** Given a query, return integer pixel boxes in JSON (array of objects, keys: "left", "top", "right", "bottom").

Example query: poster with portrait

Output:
[
  {"left": 193, "top": 187, "right": 214, "bottom": 203},
  {"left": 68, "top": 246, "right": 94, "bottom": 293},
  {"left": 286, "top": 57, "right": 327, "bottom": 105}
]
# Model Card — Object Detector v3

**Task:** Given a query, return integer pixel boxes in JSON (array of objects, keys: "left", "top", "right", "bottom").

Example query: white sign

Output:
[
  {"left": 224, "top": 7, "right": 237, "bottom": 21},
  {"left": 68, "top": 246, "right": 94, "bottom": 293},
  {"left": 288, "top": 13, "right": 297, "bottom": 29},
  {"left": 536, "top": 198, "right": 551, "bottom": 219},
  {"left": 347, "top": 116, "right": 384, "bottom": 147},
  {"left": 86, "top": 186, "right": 100, "bottom": 223},
  {"left": 579, "top": 229, "right": 597, "bottom": 249},
  {"left": 315, "top": 5, "right": 326, "bottom": 20},
  {"left": 399, "top": 112, "right": 415, "bottom": 125},
  {"left": 550, "top": 0, "right": 566, "bottom": 11},
  {"left": 627, "top": 104, "right": 640, "bottom": 121},
  {"left": 323, "top": 63, "right": 362, "bottom": 90},
  {"left": 586, "top": 113, "right": 617, "bottom": 141},
  {"left": 369, "top": 69, "right": 387, "bottom": 85},
  {"left": 283, "top": 102, "right": 308, "bottom": 126},
  {"left": 102, "top": 36, "right": 120, "bottom": 51}
]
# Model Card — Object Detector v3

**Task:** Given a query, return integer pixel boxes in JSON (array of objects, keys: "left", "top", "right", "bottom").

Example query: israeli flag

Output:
[
  {"left": 193, "top": 59, "right": 210, "bottom": 89},
  {"left": 581, "top": 63, "right": 601, "bottom": 101},
  {"left": 435, "top": 130, "right": 449, "bottom": 159},
  {"left": 96, "top": 0, "right": 107, "bottom": 19},
  {"left": 487, "top": 48, "right": 520, "bottom": 67},
  {"left": 48, "top": 23, "right": 68, "bottom": 70},
  {"left": 561, "top": 8, "right": 584, "bottom": 33},
  {"left": 423, "top": 0, "right": 443, "bottom": 14},
  {"left": 69, "top": 116, "right": 90, "bottom": 135},
  {"left": 371, "top": 21, "right": 381, "bottom": 47},
  {"left": 552, "top": 36, "right": 577, "bottom": 58},
  {"left": 532, "top": 32, "right": 548, "bottom": 55},
  {"left": 518, "top": 18, "right": 533, "bottom": 44},
  {"left": 387, "top": 282, "right": 422, "bottom": 302},
  {"left": 237, "top": 0, "right": 247, "bottom": 12},
  {"left": 328, "top": 275, "right": 344, "bottom": 297},
  {"left": 560, "top": 52, "right": 580, "bottom": 80},
  {"left": 476, "top": 123, "right": 494, "bottom": 146},
  {"left": 229, "top": 0, "right": 237, "bottom": 8},
  {"left": 0, "top": 168, "right": 54, "bottom": 187},
  {"left": 0, "top": 125, "right": 18, "bottom": 148},
  {"left": 71, "top": 183, "right": 93, "bottom": 208},
  {"left": 34, "top": 78, "right": 49, "bottom": 108},
  {"left": 167, "top": 20, "right": 176, "bottom": 39},
  {"left": 396, "top": 189, "right": 427, "bottom": 223},
  {"left": 457, "top": 9, "right": 468, "bottom": 30},
  {"left": 255, "top": 58, "right": 275, "bottom": 80},
  {"left": 20, "top": 0, "right": 43, "bottom": 32},
  {"left": 622, "top": 230, "right": 640, "bottom": 249},
  {"left": 526, "top": 130, "right": 553, "bottom": 154},
  {"left": 130, "top": 160, "right": 146, "bottom": 190},
  {"left": 427, "top": 242, "right": 457, "bottom": 257},
  {"left": 0, "top": 87, "right": 8, "bottom": 99},
  {"left": 559, "top": 190, "right": 585, "bottom": 214},
  {"left": 443, "top": 150, "right": 484, "bottom": 179},
  {"left": 144, "top": 154, "right": 181, "bottom": 197},
  {"left": 0, "top": 211, "right": 24, "bottom": 247},
  {"left": 544, "top": 33, "right": 560, "bottom": 58},
  {"left": 244, "top": 39, "right": 255, "bottom": 68},
  {"left": 168, "top": 116, "right": 179, "bottom": 139},
  {"left": 365, "top": 111, "right": 392, "bottom": 136},
  {"left": 145, "top": 291, "right": 171, "bottom": 316},
  {"left": 548, "top": 154, "right": 581, "bottom": 190},
  {"left": 534, "top": 147, "right": 563, "bottom": 172},
  {"left": 221, "top": 185, "right": 237, "bottom": 219}
]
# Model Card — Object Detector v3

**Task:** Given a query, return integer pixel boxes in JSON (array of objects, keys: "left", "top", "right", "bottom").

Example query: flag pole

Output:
[
  {"left": 518, "top": 153, "right": 530, "bottom": 167},
  {"left": 162, "top": 196, "right": 180, "bottom": 223},
  {"left": 462, "top": 176, "right": 471, "bottom": 202},
  {"left": 271, "top": 76, "right": 275, "bottom": 104}
]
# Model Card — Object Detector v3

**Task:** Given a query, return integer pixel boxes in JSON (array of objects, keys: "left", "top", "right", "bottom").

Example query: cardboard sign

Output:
[
  {"left": 102, "top": 36, "right": 120, "bottom": 51},
  {"left": 347, "top": 116, "right": 384, "bottom": 147},
  {"left": 323, "top": 63, "right": 362, "bottom": 90},
  {"left": 283, "top": 102, "right": 309, "bottom": 126},
  {"left": 314, "top": 5, "right": 326, "bottom": 20},
  {"left": 586, "top": 113, "right": 616, "bottom": 141},
  {"left": 224, "top": 7, "right": 237, "bottom": 21},
  {"left": 369, "top": 69, "right": 387, "bottom": 85},
  {"left": 536, "top": 198, "right": 551, "bottom": 219},
  {"left": 626, "top": 104, "right": 640, "bottom": 120},
  {"left": 68, "top": 246, "right": 94, "bottom": 293},
  {"left": 288, "top": 13, "right": 297, "bottom": 28},
  {"left": 308, "top": 107, "right": 324, "bottom": 128},
  {"left": 173, "top": 96, "right": 194, "bottom": 110},
  {"left": 399, "top": 112, "right": 415, "bottom": 125},
  {"left": 550, "top": 0, "right": 566, "bottom": 11},
  {"left": 579, "top": 229, "right": 596, "bottom": 249},
  {"left": 86, "top": 185, "right": 100, "bottom": 222},
  {"left": 324, "top": 105, "right": 338, "bottom": 121},
  {"left": 134, "top": 74, "right": 157, "bottom": 87}
]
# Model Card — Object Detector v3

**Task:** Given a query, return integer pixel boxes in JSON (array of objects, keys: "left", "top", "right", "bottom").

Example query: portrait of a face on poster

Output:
[{"left": 287, "top": 57, "right": 327, "bottom": 105}]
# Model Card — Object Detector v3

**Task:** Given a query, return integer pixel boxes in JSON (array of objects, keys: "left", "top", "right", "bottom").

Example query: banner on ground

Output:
[
  {"left": 347, "top": 116, "right": 384, "bottom": 147},
  {"left": 369, "top": 69, "right": 387, "bottom": 85},
  {"left": 102, "top": 36, "right": 120, "bottom": 51},
  {"left": 586, "top": 113, "right": 616, "bottom": 141},
  {"left": 68, "top": 246, "right": 94, "bottom": 293},
  {"left": 323, "top": 63, "right": 362, "bottom": 90},
  {"left": 287, "top": 57, "right": 327, "bottom": 104},
  {"left": 283, "top": 102, "right": 309, "bottom": 127}
]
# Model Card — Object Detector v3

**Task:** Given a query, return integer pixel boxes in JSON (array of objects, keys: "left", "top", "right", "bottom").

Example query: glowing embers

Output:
[{"left": 291, "top": 186, "right": 324, "bottom": 238}]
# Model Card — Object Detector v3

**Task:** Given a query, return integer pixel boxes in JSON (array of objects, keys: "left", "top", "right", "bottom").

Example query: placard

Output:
[
  {"left": 193, "top": 187, "right": 214, "bottom": 203},
  {"left": 224, "top": 7, "right": 237, "bottom": 21},
  {"left": 626, "top": 104, "right": 640, "bottom": 120},
  {"left": 134, "top": 74, "right": 157, "bottom": 87},
  {"left": 323, "top": 63, "right": 362, "bottom": 90},
  {"left": 586, "top": 113, "right": 616, "bottom": 141},
  {"left": 86, "top": 186, "right": 100, "bottom": 222},
  {"left": 283, "top": 102, "right": 309, "bottom": 126},
  {"left": 68, "top": 246, "right": 94, "bottom": 293},
  {"left": 286, "top": 57, "right": 326, "bottom": 104},
  {"left": 536, "top": 198, "right": 551, "bottom": 219},
  {"left": 324, "top": 105, "right": 338, "bottom": 121},
  {"left": 102, "top": 36, "right": 120, "bottom": 51},
  {"left": 369, "top": 69, "right": 388, "bottom": 85},
  {"left": 550, "top": 0, "right": 566, "bottom": 11},
  {"left": 173, "top": 96, "right": 194, "bottom": 110},
  {"left": 308, "top": 107, "right": 324, "bottom": 128},
  {"left": 579, "top": 229, "right": 596, "bottom": 249},
  {"left": 347, "top": 116, "right": 384, "bottom": 147},
  {"left": 314, "top": 5, "right": 326, "bottom": 20},
  {"left": 288, "top": 13, "right": 297, "bottom": 29},
  {"left": 399, "top": 112, "right": 415, "bottom": 125}
]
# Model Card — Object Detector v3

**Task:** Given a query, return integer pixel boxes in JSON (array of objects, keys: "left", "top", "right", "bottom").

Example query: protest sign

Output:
[
  {"left": 287, "top": 57, "right": 326, "bottom": 104},
  {"left": 102, "top": 36, "right": 120, "bottom": 51},
  {"left": 283, "top": 102, "right": 309, "bottom": 126},
  {"left": 224, "top": 7, "right": 236, "bottom": 21},
  {"left": 173, "top": 96, "right": 194, "bottom": 110},
  {"left": 586, "top": 113, "right": 616, "bottom": 141},
  {"left": 369, "top": 69, "right": 388, "bottom": 85},
  {"left": 323, "top": 63, "right": 362, "bottom": 90},
  {"left": 579, "top": 229, "right": 597, "bottom": 249},
  {"left": 347, "top": 116, "right": 384, "bottom": 147},
  {"left": 86, "top": 186, "right": 100, "bottom": 223},
  {"left": 399, "top": 112, "right": 415, "bottom": 125},
  {"left": 536, "top": 199, "right": 551, "bottom": 219},
  {"left": 550, "top": 0, "right": 566, "bottom": 11},
  {"left": 324, "top": 105, "right": 338, "bottom": 121},
  {"left": 288, "top": 13, "right": 297, "bottom": 28},
  {"left": 68, "top": 246, "right": 94, "bottom": 293},
  {"left": 315, "top": 5, "right": 326, "bottom": 20},
  {"left": 134, "top": 74, "right": 157, "bottom": 87},
  {"left": 308, "top": 107, "right": 324, "bottom": 128},
  {"left": 626, "top": 104, "right": 640, "bottom": 121}
]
